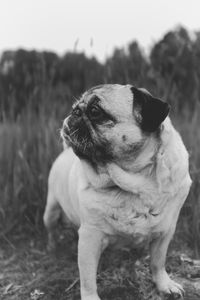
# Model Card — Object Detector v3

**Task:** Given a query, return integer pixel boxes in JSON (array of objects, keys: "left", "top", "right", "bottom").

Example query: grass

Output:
[
  {"left": 0, "top": 108, "right": 63, "bottom": 232},
  {"left": 0, "top": 225, "right": 200, "bottom": 300},
  {"left": 171, "top": 107, "right": 200, "bottom": 256}
]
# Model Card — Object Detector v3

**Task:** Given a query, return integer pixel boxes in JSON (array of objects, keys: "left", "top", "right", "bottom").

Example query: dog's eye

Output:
[
  {"left": 87, "top": 104, "right": 116, "bottom": 125},
  {"left": 88, "top": 105, "right": 103, "bottom": 120}
]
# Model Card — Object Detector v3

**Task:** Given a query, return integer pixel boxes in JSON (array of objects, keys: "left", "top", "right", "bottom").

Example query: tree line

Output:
[{"left": 0, "top": 26, "right": 200, "bottom": 119}]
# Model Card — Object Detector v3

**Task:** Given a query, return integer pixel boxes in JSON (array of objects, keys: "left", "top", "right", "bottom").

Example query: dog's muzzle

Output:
[
  {"left": 62, "top": 105, "right": 113, "bottom": 163},
  {"left": 61, "top": 107, "right": 94, "bottom": 158}
]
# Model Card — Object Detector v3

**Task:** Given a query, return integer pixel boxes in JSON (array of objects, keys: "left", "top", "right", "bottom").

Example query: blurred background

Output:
[{"left": 0, "top": 1, "right": 200, "bottom": 299}]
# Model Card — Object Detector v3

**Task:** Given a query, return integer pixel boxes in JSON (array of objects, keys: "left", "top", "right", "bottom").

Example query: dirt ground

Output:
[{"left": 0, "top": 225, "right": 200, "bottom": 300}]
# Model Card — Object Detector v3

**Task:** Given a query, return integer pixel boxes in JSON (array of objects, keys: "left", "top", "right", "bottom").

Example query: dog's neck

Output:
[
  {"left": 81, "top": 118, "right": 172, "bottom": 192},
  {"left": 81, "top": 134, "right": 161, "bottom": 191},
  {"left": 116, "top": 133, "right": 161, "bottom": 176}
]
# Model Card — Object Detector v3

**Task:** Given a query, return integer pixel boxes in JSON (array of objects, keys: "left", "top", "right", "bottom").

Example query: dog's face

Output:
[{"left": 62, "top": 84, "right": 169, "bottom": 164}]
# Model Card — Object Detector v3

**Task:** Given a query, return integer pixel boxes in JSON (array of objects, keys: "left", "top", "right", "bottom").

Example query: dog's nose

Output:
[{"left": 72, "top": 106, "right": 82, "bottom": 118}]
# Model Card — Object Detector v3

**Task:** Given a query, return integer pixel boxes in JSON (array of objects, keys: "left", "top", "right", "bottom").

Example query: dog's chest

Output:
[
  {"left": 103, "top": 193, "right": 164, "bottom": 240},
  {"left": 79, "top": 152, "right": 191, "bottom": 245},
  {"left": 80, "top": 187, "right": 170, "bottom": 243}
]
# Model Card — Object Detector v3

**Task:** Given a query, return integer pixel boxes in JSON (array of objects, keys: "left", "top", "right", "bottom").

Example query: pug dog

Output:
[{"left": 43, "top": 84, "right": 192, "bottom": 300}]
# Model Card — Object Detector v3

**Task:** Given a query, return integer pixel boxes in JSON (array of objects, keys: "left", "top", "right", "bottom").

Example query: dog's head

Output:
[{"left": 61, "top": 84, "right": 170, "bottom": 164}]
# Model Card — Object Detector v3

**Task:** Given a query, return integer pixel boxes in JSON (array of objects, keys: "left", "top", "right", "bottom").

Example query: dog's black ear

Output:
[{"left": 131, "top": 86, "right": 170, "bottom": 132}]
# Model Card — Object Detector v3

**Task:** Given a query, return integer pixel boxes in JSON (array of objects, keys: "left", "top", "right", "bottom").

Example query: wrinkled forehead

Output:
[{"left": 80, "top": 84, "right": 134, "bottom": 118}]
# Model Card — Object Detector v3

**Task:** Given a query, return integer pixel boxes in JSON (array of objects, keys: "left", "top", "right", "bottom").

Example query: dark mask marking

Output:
[{"left": 131, "top": 86, "right": 170, "bottom": 132}]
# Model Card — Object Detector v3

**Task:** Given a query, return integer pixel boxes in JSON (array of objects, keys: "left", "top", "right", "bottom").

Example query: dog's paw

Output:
[
  {"left": 161, "top": 280, "right": 184, "bottom": 299},
  {"left": 154, "top": 271, "right": 184, "bottom": 299}
]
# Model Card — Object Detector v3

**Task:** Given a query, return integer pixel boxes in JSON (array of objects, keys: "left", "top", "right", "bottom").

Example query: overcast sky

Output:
[{"left": 0, "top": 0, "right": 200, "bottom": 61}]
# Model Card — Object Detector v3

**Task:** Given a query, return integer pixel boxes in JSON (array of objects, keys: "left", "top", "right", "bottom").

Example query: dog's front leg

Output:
[
  {"left": 78, "top": 225, "right": 108, "bottom": 300},
  {"left": 150, "top": 227, "right": 184, "bottom": 297}
]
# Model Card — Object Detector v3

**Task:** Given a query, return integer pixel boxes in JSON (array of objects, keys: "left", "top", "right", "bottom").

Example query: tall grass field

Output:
[{"left": 0, "top": 86, "right": 200, "bottom": 256}]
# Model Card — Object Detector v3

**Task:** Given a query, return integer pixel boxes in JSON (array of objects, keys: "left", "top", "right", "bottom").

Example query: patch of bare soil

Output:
[{"left": 0, "top": 227, "right": 200, "bottom": 300}]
